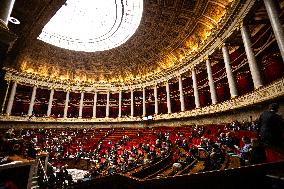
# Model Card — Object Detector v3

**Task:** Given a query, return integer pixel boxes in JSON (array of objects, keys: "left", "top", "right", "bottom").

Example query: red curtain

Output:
[
  {"left": 236, "top": 72, "right": 254, "bottom": 95},
  {"left": 263, "top": 53, "right": 284, "bottom": 83},
  {"left": 216, "top": 84, "right": 229, "bottom": 102},
  {"left": 199, "top": 90, "right": 210, "bottom": 107}
]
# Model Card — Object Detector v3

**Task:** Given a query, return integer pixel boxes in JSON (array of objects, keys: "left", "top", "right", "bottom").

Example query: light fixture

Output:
[{"left": 9, "top": 17, "right": 20, "bottom": 24}]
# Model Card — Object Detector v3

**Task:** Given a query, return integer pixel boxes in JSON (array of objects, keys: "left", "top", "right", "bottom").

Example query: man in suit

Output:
[{"left": 257, "top": 103, "right": 284, "bottom": 149}]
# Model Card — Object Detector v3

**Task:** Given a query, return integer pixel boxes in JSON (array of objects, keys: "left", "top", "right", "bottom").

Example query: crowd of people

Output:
[{"left": 0, "top": 103, "right": 283, "bottom": 188}]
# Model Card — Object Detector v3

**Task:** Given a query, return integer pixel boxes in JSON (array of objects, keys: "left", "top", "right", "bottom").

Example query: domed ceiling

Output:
[{"left": 7, "top": 0, "right": 236, "bottom": 85}]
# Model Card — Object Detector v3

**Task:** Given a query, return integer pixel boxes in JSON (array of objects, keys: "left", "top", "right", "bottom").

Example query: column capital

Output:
[
  {"left": 65, "top": 88, "right": 71, "bottom": 92},
  {"left": 165, "top": 79, "right": 169, "bottom": 84},
  {"left": 237, "top": 21, "right": 244, "bottom": 29},
  {"left": 203, "top": 55, "right": 209, "bottom": 61},
  {"left": 205, "top": 57, "right": 212, "bottom": 65},
  {"left": 221, "top": 42, "right": 229, "bottom": 48},
  {"left": 49, "top": 86, "right": 56, "bottom": 90}
]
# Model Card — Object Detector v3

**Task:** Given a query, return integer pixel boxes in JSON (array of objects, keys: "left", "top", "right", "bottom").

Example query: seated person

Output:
[
  {"left": 108, "top": 164, "right": 116, "bottom": 174},
  {"left": 209, "top": 144, "right": 224, "bottom": 170},
  {"left": 169, "top": 162, "right": 182, "bottom": 176},
  {"left": 4, "top": 128, "right": 16, "bottom": 140},
  {"left": 234, "top": 136, "right": 252, "bottom": 163},
  {"left": 249, "top": 138, "right": 266, "bottom": 164},
  {"left": 27, "top": 139, "right": 37, "bottom": 159},
  {"left": 224, "top": 132, "right": 239, "bottom": 152}
]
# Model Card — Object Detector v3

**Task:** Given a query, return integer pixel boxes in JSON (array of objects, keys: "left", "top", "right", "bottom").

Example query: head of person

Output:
[
  {"left": 242, "top": 136, "right": 250, "bottom": 144},
  {"left": 269, "top": 103, "right": 279, "bottom": 112}
]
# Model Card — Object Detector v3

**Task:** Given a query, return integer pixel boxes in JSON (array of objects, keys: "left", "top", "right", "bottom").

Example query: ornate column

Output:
[
  {"left": 118, "top": 90, "right": 122, "bottom": 117},
  {"left": 165, "top": 81, "right": 172, "bottom": 114},
  {"left": 0, "top": 0, "right": 16, "bottom": 25},
  {"left": 142, "top": 87, "right": 146, "bottom": 116},
  {"left": 1, "top": 80, "right": 10, "bottom": 114},
  {"left": 206, "top": 58, "right": 218, "bottom": 104},
  {"left": 178, "top": 76, "right": 185, "bottom": 111},
  {"left": 154, "top": 85, "right": 158, "bottom": 114},
  {"left": 92, "top": 92, "right": 97, "bottom": 118},
  {"left": 106, "top": 91, "right": 110, "bottom": 117},
  {"left": 192, "top": 68, "right": 200, "bottom": 108},
  {"left": 6, "top": 80, "right": 16, "bottom": 115},
  {"left": 46, "top": 88, "right": 54, "bottom": 117},
  {"left": 130, "top": 89, "right": 134, "bottom": 117},
  {"left": 222, "top": 45, "right": 238, "bottom": 98},
  {"left": 240, "top": 24, "right": 264, "bottom": 89},
  {"left": 78, "top": 91, "right": 84, "bottom": 118},
  {"left": 263, "top": 0, "right": 284, "bottom": 62},
  {"left": 28, "top": 86, "right": 37, "bottom": 116},
  {"left": 63, "top": 90, "right": 70, "bottom": 118}
]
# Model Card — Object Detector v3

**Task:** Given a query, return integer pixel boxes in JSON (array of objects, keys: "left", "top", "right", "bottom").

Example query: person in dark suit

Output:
[{"left": 257, "top": 103, "right": 284, "bottom": 149}]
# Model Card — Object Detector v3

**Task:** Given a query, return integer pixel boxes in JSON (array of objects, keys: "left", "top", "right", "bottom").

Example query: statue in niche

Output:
[
  {"left": 19, "top": 59, "right": 29, "bottom": 71},
  {"left": 68, "top": 69, "right": 75, "bottom": 80},
  {"left": 38, "top": 64, "right": 48, "bottom": 75},
  {"left": 47, "top": 66, "right": 53, "bottom": 76},
  {"left": 51, "top": 66, "right": 60, "bottom": 78}
]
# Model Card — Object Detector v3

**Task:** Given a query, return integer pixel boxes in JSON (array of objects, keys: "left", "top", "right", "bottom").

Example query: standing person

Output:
[{"left": 257, "top": 103, "right": 284, "bottom": 155}]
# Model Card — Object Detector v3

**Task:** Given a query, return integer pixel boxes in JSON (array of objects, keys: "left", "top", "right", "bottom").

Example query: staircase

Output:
[{"left": 30, "top": 153, "right": 49, "bottom": 189}]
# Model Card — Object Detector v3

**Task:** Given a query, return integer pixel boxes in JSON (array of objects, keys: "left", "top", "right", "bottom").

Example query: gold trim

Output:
[
  {"left": 0, "top": 19, "right": 8, "bottom": 30},
  {"left": 231, "top": 95, "right": 238, "bottom": 98},
  {"left": 254, "top": 85, "right": 263, "bottom": 90}
]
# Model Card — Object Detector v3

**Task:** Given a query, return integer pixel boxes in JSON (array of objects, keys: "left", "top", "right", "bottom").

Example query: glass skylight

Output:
[{"left": 38, "top": 0, "right": 143, "bottom": 52}]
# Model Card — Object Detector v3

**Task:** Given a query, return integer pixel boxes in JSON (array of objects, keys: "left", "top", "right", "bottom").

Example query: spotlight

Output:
[{"left": 9, "top": 17, "right": 20, "bottom": 24}]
